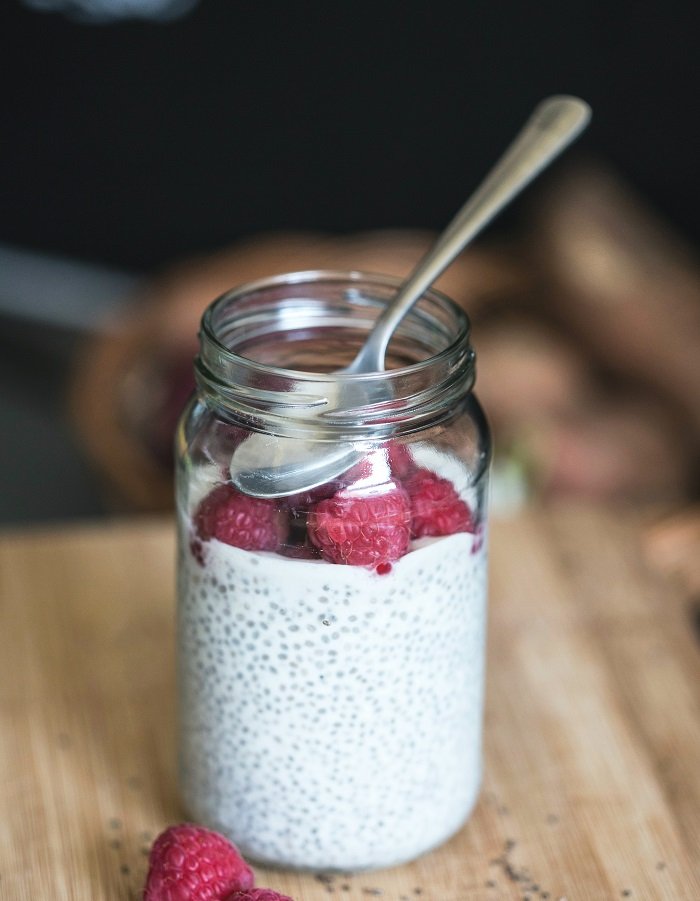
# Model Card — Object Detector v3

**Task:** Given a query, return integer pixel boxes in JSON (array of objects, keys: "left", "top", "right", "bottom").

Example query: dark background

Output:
[
  {"left": 3, "top": 0, "right": 699, "bottom": 266},
  {"left": 1, "top": 0, "right": 698, "bottom": 523}
]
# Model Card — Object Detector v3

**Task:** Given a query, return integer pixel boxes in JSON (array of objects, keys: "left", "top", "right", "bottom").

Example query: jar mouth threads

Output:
[{"left": 195, "top": 270, "right": 475, "bottom": 438}]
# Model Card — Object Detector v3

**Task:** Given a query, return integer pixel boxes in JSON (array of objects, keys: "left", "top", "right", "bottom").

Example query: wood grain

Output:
[{"left": 1, "top": 507, "right": 699, "bottom": 900}]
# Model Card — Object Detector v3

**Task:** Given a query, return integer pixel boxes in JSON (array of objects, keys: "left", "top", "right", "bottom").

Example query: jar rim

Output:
[
  {"left": 195, "top": 269, "right": 476, "bottom": 439},
  {"left": 200, "top": 269, "right": 471, "bottom": 383}
]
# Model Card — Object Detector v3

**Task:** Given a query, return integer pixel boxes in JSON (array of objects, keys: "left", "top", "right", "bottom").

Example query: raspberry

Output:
[
  {"left": 283, "top": 480, "right": 340, "bottom": 512},
  {"left": 308, "top": 483, "right": 411, "bottom": 567},
  {"left": 386, "top": 441, "right": 416, "bottom": 479},
  {"left": 405, "top": 468, "right": 475, "bottom": 538},
  {"left": 143, "top": 823, "right": 254, "bottom": 901},
  {"left": 285, "top": 450, "right": 393, "bottom": 516},
  {"left": 225, "top": 891, "right": 294, "bottom": 901},
  {"left": 195, "top": 484, "right": 288, "bottom": 551}
]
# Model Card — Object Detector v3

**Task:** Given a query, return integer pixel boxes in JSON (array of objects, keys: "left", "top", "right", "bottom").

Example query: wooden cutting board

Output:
[{"left": 1, "top": 506, "right": 699, "bottom": 900}]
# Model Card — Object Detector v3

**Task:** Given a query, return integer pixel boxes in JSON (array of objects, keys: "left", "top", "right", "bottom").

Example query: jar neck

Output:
[{"left": 195, "top": 270, "right": 475, "bottom": 440}]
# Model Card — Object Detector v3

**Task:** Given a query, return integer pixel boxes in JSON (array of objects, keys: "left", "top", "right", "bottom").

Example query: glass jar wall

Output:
[{"left": 175, "top": 271, "right": 491, "bottom": 871}]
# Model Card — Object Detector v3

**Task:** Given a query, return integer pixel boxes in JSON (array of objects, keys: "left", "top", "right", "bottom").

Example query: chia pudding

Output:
[{"left": 177, "top": 451, "right": 488, "bottom": 871}]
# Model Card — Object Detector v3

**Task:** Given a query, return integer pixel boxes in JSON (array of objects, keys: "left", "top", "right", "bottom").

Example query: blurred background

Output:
[{"left": 1, "top": 0, "right": 698, "bottom": 573}]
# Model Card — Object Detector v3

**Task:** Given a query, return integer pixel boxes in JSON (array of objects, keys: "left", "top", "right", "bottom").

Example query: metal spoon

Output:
[{"left": 230, "top": 95, "right": 591, "bottom": 497}]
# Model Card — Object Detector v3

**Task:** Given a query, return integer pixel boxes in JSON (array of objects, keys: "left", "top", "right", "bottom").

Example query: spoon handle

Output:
[{"left": 353, "top": 95, "right": 591, "bottom": 370}]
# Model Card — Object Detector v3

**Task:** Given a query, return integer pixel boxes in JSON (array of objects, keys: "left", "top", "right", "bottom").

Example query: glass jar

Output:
[{"left": 175, "top": 271, "right": 490, "bottom": 872}]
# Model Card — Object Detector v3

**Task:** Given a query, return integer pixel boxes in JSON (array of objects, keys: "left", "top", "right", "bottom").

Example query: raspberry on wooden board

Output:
[{"left": 143, "top": 823, "right": 254, "bottom": 901}]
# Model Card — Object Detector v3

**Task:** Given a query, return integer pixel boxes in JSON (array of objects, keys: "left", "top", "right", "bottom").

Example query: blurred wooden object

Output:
[
  {"left": 68, "top": 163, "right": 700, "bottom": 512},
  {"left": 643, "top": 506, "right": 700, "bottom": 595},
  {"left": 2, "top": 507, "right": 700, "bottom": 898},
  {"left": 477, "top": 162, "right": 700, "bottom": 502},
  {"left": 532, "top": 165, "right": 700, "bottom": 442},
  {"left": 69, "top": 231, "right": 526, "bottom": 512}
]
